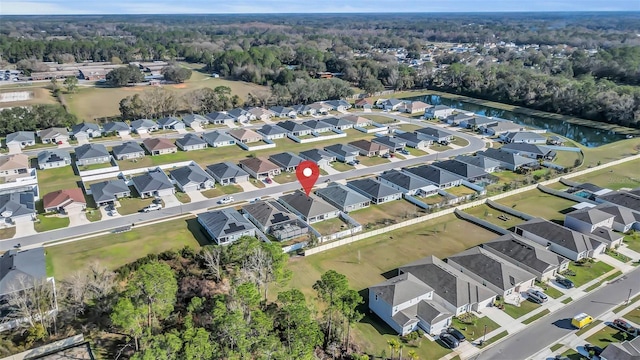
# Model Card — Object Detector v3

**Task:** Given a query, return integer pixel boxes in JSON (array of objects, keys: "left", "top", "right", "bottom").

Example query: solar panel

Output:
[{"left": 225, "top": 223, "right": 246, "bottom": 234}]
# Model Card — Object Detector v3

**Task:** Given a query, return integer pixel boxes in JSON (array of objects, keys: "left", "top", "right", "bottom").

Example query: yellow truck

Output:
[{"left": 571, "top": 313, "right": 594, "bottom": 329}]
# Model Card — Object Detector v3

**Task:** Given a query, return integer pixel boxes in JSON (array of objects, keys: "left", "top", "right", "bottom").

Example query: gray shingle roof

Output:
[
  {"left": 90, "top": 179, "right": 130, "bottom": 203},
  {"left": 322, "top": 117, "right": 352, "bottom": 128},
  {"left": 372, "top": 136, "right": 406, "bottom": 149},
  {"left": 479, "top": 148, "right": 537, "bottom": 167},
  {"left": 347, "top": 178, "right": 401, "bottom": 199},
  {"left": 501, "top": 143, "right": 552, "bottom": 156},
  {"left": 0, "top": 248, "right": 46, "bottom": 296},
  {"left": 280, "top": 190, "right": 338, "bottom": 219},
  {"left": 315, "top": 182, "right": 370, "bottom": 209},
  {"left": 37, "top": 149, "right": 71, "bottom": 165},
  {"left": 566, "top": 207, "right": 615, "bottom": 225},
  {"left": 130, "top": 119, "right": 157, "bottom": 130},
  {"left": 404, "top": 165, "right": 463, "bottom": 186},
  {"left": 455, "top": 155, "right": 501, "bottom": 170},
  {"left": 379, "top": 169, "right": 432, "bottom": 191},
  {"left": 395, "top": 132, "right": 429, "bottom": 144},
  {"left": 71, "top": 122, "right": 100, "bottom": 135},
  {"left": 170, "top": 164, "right": 213, "bottom": 188},
  {"left": 38, "top": 127, "right": 69, "bottom": 140},
  {"left": 227, "top": 108, "right": 247, "bottom": 118},
  {"left": 269, "top": 106, "right": 294, "bottom": 114},
  {"left": 198, "top": 208, "right": 255, "bottom": 239},
  {"left": 302, "top": 120, "right": 333, "bottom": 130},
  {"left": 324, "top": 143, "right": 360, "bottom": 157},
  {"left": 596, "top": 204, "right": 638, "bottom": 226},
  {"left": 176, "top": 133, "right": 206, "bottom": 148},
  {"left": 202, "top": 130, "right": 234, "bottom": 144},
  {"left": 0, "top": 192, "right": 35, "bottom": 218},
  {"left": 515, "top": 218, "right": 602, "bottom": 254},
  {"left": 112, "top": 141, "right": 144, "bottom": 157},
  {"left": 416, "top": 127, "right": 454, "bottom": 139},
  {"left": 205, "top": 162, "right": 248, "bottom": 181},
  {"left": 156, "top": 116, "right": 183, "bottom": 127},
  {"left": 257, "top": 125, "right": 288, "bottom": 136},
  {"left": 102, "top": 121, "right": 130, "bottom": 133},
  {"left": 182, "top": 114, "right": 209, "bottom": 126},
  {"left": 268, "top": 152, "right": 304, "bottom": 169},
  {"left": 299, "top": 148, "right": 335, "bottom": 162},
  {"left": 277, "top": 120, "right": 312, "bottom": 133},
  {"left": 74, "top": 143, "right": 109, "bottom": 160},
  {"left": 205, "top": 112, "right": 233, "bottom": 122},
  {"left": 482, "top": 234, "right": 569, "bottom": 274},
  {"left": 369, "top": 272, "right": 433, "bottom": 306},
  {"left": 131, "top": 170, "right": 173, "bottom": 193},
  {"left": 242, "top": 200, "right": 296, "bottom": 229},
  {"left": 597, "top": 191, "right": 640, "bottom": 212},
  {"left": 503, "top": 131, "right": 546, "bottom": 142},
  {"left": 6, "top": 131, "right": 35, "bottom": 144},
  {"left": 431, "top": 159, "right": 488, "bottom": 180}
]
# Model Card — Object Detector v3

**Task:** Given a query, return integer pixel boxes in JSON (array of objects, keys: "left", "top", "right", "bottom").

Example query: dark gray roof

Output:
[
  {"left": 269, "top": 106, "right": 294, "bottom": 114},
  {"left": 182, "top": 114, "right": 209, "bottom": 125},
  {"left": 400, "top": 255, "right": 497, "bottom": 308},
  {"left": 90, "top": 179, "right": 130, "bottom": 203},
  {"left": 372, "top": 136, "right": 406, "bottom": 149},
  {"left": 479, "top": 148, "right": 537, "bottom": 167},
  {"left": 130, "top": 119, "right": 157, "bottom": 129},
  {"left": 74, "top": 143, "right": 109, "bottom": 160},
  {"left": 416, "top": 127, "right": 454, "bottom": 139},
  {"left": 324, "top": 143, "right": 360, "bottom": 157},
  {"left": 0, "top": 248, "right": 46, "bottom": 295},
  {"left": 242, "top": 200, "right": 296, "bottom": 229},
  {"left": 395, "top": 132, "right": 429, "bottom": 144},
  {"left": 292, "top": 104, "right": 312, "bottom": 112},
  {"left": 432, "top": 105, "right": 451, "bottom": 111},
  {"left": 302, "top": 120, "right": 333, "bottom": 130},
  {"left": 415, "top": 299, "right": 452, "bottom": 323},
  {"left": 102, "top": 121, "right": 130, "bottom": 132},
  {"left": 369, "top": 273, "right": 433, "bottom": 306},
  {"left": 598, "top": 191, "right": 640, "bottom": 212},
  {"left": 325, "top": 99, "right": 350, "bottom": 108},
  {"left": 566, "top": 207, "right": 615, "bottom": 225},
  {"left": 6, "top": 131, "right": 35, "bottom": 144},
  {"left": 379, "top": 169, "right": 432, "bottom": 191},
  {"left": 37, "top": 149, "right": 71, "bottom": 165},
  {"left": 277, "top": 120, "right": 312, "bottom": 133},
  {"left": 205, "top": 111, "right": 233, "bottom": 122},
  {"left": 38, "top": 127, "right": 69, "bottom": 139},
  {"left": 227, "top": 108, "right": 248, "bottom": 118},
  {"left": 515, "top": 218, "right": 602, "bottom": 254},
  {"left": 0, "top": 192, "right": 35, "bottom": 218},
  {"left": 446, "top": 113, "right": 474, "bottom": 122},
  {"left": 202, "top": 130, "right": 234, "bottom": 144},
  {"left": 404, "top": 165, "right": 463, "bottom": 186},
  {"left": 482, "top": 234, "right": 569, "bottom": 274},
  {"left": 268, "top": 152, "right": 304, "bottom": 169},
  {"left": 170, "top": 164, "right": 213, "bottom": 188},
  {"left": 447, "top": 247, "right": 536, "bottom": 291},
  {"left": 71, "top": 122, "right": 100, "bottom": 135},
  {"left": 131, "top": 170, "right": 173, "bottom": 193},
  {"left": 599, "top": 338, "right": 640, "bottom": 360},
  {"left": 176, "top": 133, "right": 206, "bottom": 148},
  {"left": 465, "top": 116, "right": 497, "bottom": 126},
  {"left": 596, "top": 204, "right": 639, "bottom": 226},
  {"left": 257, "top": 125, "right": 288, "bottom": 136},
  {"left": 577, "top": 182, "right": 604, "bottom": 193},
  {"left": 432, "top": 159, "right": 489, "bottom": 180},
  {"left": 455, "top": 155, "right": 501, "bottom": 170},
  {"left": 384, "top": 98, "right": 403, "bottom": 106},
  {"left": 501, "top": 143, "right": 552, "bottom": 156},
  {"left": 280, "top": 190, "right": 338, "bottom": 219},
  {"left": 198, "top": 208, "right": 255, "bottom": 239},
  {"left": 347, "top": 178, "right": 402, "bottom": 199},
  {"left": 322, "top": 117, "right": 352, "bottom": 127},
  {"left": 111, "top": 141, "right": 144, "bottom": 157},
  {"left": 503, "top": 131, "right": 546, "bottom": 142},
  {"left": 156, "top": 116, "right": 183, "bottom": 127},
  {"left": 315, "top": 182, "right": 371, "bottom": 209},
  {"left": 299, "top": 148, "right": 335, "bottom": 162},
  {"left": 205, "top": 162, "right": 248, "bottom": 180}
]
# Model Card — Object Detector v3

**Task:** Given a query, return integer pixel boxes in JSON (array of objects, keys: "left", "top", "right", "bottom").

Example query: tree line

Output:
[
  {"left": 0, "top": 237, "right": 370, "bottom": 359},
  {"left": 0, "top": 105, "right": 78, "bottom": 136}
]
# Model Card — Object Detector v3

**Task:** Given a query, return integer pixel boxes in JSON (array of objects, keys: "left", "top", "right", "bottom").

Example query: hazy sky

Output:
[{"left": 1, "top": 0, "right": 638, "bottom": 15}]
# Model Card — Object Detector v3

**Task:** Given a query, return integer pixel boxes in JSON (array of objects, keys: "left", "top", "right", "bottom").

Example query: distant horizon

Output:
[{"left": 1, "top": 0, "right": 638, "bottom": 16}]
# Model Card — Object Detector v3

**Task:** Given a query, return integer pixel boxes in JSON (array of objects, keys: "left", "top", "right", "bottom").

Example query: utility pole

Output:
[
  {"left": 483, "top": 324, "right": 488, "bottom": 342},
  {"left": 627, "top": 288, "right": 633, "bottom": 304}
]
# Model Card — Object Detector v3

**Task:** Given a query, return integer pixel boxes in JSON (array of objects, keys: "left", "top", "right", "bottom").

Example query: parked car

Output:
[
  {"left": 446, "top": 327, "right": 466, "bottom": 342},
  {"left": 382, "top": 153, "right": 390, "bottom": 158},
  {"left": 264, "top": 177, "right": 272, "bottom": 184},
  {"left": 142, "top": 203, "right": 162, "bottom": 212},
  {"left": 612, "top": 318, "right": 637, "bottom": 334},
  {"left": 439, "top": 333, "right": 459, "bottom": 349},
  {"left": 528, "top": 289, "right": 548, "bottom": 303},
  {"left": 249, "top": 197, "right": 261, "bottom": 203},
  {"left": 556, "top": 276, "right": 575, "bottom": 289},
  {"left": 399, "top": 149, "right": 410, "bottom": 155},
  {"left": 218, "top": 196, "right": 234, "bottom": 204},
  {"left": 346, "top": 161, "right": 356, "bottom": 166},
  {"left": 584, "top": 344, "right": 603, "bottom": 357}
]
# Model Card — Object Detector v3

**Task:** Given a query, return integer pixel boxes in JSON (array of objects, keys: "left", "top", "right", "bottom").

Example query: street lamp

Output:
[
  {"left": 627, "top": 288, "right": 633, "bottom": 304},
  {"left": 483, "top": 324, "right": 488, "bottom": 342}
]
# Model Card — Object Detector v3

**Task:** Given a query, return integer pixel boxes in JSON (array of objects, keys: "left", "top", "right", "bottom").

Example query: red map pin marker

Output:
[{"left": 296, "top": 160, "right": 320, "bottom": 196}]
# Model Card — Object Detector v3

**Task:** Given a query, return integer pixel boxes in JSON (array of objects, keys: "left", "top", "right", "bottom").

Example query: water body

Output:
[{"left": 404, "top": 94, "right": 627, "bottom": 147}]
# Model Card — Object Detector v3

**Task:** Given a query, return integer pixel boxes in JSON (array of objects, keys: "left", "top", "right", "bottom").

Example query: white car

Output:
[
  {"left": 142, "top": 203, "right": 162, "bottom": 212},
  {"left": 219, "top": 196, "right": 234, "bottom": 204}
]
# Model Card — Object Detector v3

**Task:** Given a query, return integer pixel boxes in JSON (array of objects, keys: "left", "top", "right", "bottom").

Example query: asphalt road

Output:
[
  {"left": 473, "top": 267, "right": 640, "bottom": 360},
  {"left": 2, "top": 118, "right": 485, "bottom": 251}
]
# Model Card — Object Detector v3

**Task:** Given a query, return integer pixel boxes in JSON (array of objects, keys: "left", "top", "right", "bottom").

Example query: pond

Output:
[{"left": 405, "top": 94, "right": 628, "bottom": 147}]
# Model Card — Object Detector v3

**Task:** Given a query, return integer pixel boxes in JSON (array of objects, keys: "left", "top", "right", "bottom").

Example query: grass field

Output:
[
  {"left": 36, "top": 166, "right": 81, "bottom": 196},
  {"left": 451, "top": 316, "right": 500, "bottom": 342},
  {"left": 544, "top": 286, "right": 564, "bottom": 299},
  {"left": 584, "top": 325, "right": 625, "bottom": 349},
  {"left": 0, "top": 227, "right": 16, "bottom": 239},
  {"left": 580, "top": 137, "right": 640, "bottom": 168},
  {"left": 0, "top": 87, "right": 58, "bottom": 109},
  {"left": 34, "top": 214, "right": 70, "bottom": 233},
  {"left": 362, "top": 114, "right": 397, "bottom": 124},
  {"left": 405, "top": 147, "right": 427, "bottom": 156},
  {"left": 503, "top": 299, "right": 541, "bottom": 319},
  {"left": 463, "top": 204, "right": 526, "bottom": 229},
  {"left": 571, "top": 159, "right": 640, "bottom": 190},
  {"left": 116, "top": 194, "right": 156, "bottom": 215},
  {"left": 446, "top": 185, "right": 476, "bottom": 197},
  {"left": 496, "top": 189, "right": 577, "bottom": 222},
  {"left": 312, "top": 217, "right": 349, "bottom": 236},
  {"left": 396, "top": 124, "right": 423, "bottom": 132},
  {"left": 451, "top": 136, "right": 470, "bottom": 147},
  {"left": 566, "top": 261, "right": 615, "bottom": 287},
  {"left": 623, "top": 307, "right": 640, "bottom": 324},
  {"left": 201, "top": 184, "right": 243, "bottom": 198},
  {"left": 421, "top": 194, "right": 447, "bottom": 205},
  {"left": 331, "top": 161, "right": 354, "bottom": 172},
  {"left": 522, "top": 309, "right": 551, "bottom": 325},
  {"left": 45, "top": 216, "right": 206, "bottom": 280},
  {"left": 358, "top": 156, "right": 390, "bottom": 167},
  {"left": 349, "top": 200, "right": 426, "bottom": 230},
  {"left": 174, "top": 192, "right": 191, "bottom": 204},
  {"left": 272, "top": 172, "right": 297, "bottom": 184},
  {"left": 431, "top": 143, "right": 453, "bottom": 151},
  {"left": 554, "top": 151, "right": 583, "bottom": 169}
]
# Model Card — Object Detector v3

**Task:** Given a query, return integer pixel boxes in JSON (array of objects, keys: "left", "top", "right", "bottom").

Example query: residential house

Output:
[
  {"left": 324, "top": 144, "right": 360, "bottom": 163},
  {"left": 102, "top": 121, "right": 130, "bottom": 136},
  {"left": 424, "top": 105, "right": 454, "bottom": 119},
  {"left": 228, "top": 128, "right": 263, "bottom": 143},
  {"left": 599, "top": 336, "right": 640, "bottom": 360},
  {"left": 514, "top": 218, "right": 607, "bottom": 260},
  {"left": 279, "top": 190, "right": 340, "bottom": 224},
  {"left": 292, "top": 104, "right": 316, "bottom": 116},
  {"left": 500, "top": 143, "right": 556, "bottom": 160},
  {"left": 111, "top": 141, "right": 145, "bottom": 160},
  {"left": 547, "top": 136, "right": 566, "bottom": 146},
  {"left": 227, "top": 108, "right": 251, "bottom": 123},
  {"left": 501, "top": 131, "right": 547, "bottom": 144},
  {"left": 325, "top": 99, "right": 351, "bottom": 112},
  {"left": 459, "top": 116, "right": 498, "bottom": 129},
  {"left": 5, "top": 131, "right": 35, "bottom": 148},
  {"left": 478, "top": 148, "right": 538, "bottom": 171},
  {"left": 130, "top": 119, "right": 159, "bottom": 134},
  {"left": 176, "top": 133, "right": 207, "bottom": 152},
  {"left": 372, "top": 136, "right": 406, "bottom": 152},
  {"left": 182, "top": 114, "right": 209, "bottom": 129},
  {"left": 342, "top": 115, "right": 372, "bottom": 127},
  {"left": 74, "top": 144, "right": 110, "bottom": 166},
  {"left": 0, "top": 154, "right": 29, "bottom": 181},
  {"left": 156, "top": 116, "right": 185, "bottom": 130},
  {"left": 239, "top": 157, "right": 281, "bottom": 179},
  {"left": 242, "top": 200, "right": 308, "bottom": 241},
  {"left": 398, "top": 256, "right": 497, "bottom": 316},
  {"left": 564, "top": 207, "right": 624, "bottom": 248},
  {"left": 269, "top": 106, "right": 296, "bottom": 118},
  {"left": 169, "top": 163, "right": 215, "bottom": 192},
  {"left": 205, "top": 111, "right": 234, "bottom": 125},
  {"left": 198, "top": 208, "right": 257, "bottom": 245},
  {"left": 70, "top": 122, "right": 101, "bottom": 139},
  {"left": 444, "top": 113, "right": 474, "bottom": 126},
  {"left": 256, "top": 125, "right": 288, "bottom": 140},
  {"left": 401, "top": 101, "right": 430, "bottom": 114},
  {"left": 446, "top": 247, "right": 537, "bottom": 298},
  {"left": 308, "top": 102, "right": 331, "bottom": 115},
  {"left": 403, "top": 165, "right": 463, "bottom": 189},
  {"left": 247, "top": 107, "right": 274, "bottom": 122},
  {"left": 347, "top": 178, "right": 403, "bottom": 204},
  {"left": 349, "top": 140, "right": 389, "bottom": 157},
  {"left": 431, "top": 159, "right": 490, "bottom": 183},
  {"left": 301, "top": 120, "right": 333, "bottom": 133},
  {"left": 299, "top": 149, "right": 336, "bottom": 169},
  {"left": 380, "top": 98, "right": 404, "bottom": 111},
  {"left": 90, "top": 179, "right": 131, "bottom": 206},
  {"left": 37, "top": 149, "right": 71, "bottom": 169},
  {"left": 480, "top": 121, "right": 525, "bottom": 136},
  {"left": 354, "top": 98, "right": 373, "bottom": 109},
  {"left": 315, "top": 182, "right": 371, "bottom": 212},
  {"left": 269, "top": 152, "right": 304, "bottom": 172},
  {"left": 595, "top": 204, "right": 640, "bottom": 233},
  {"left": 481, "top": 234, "right": 570, "bottom": 282},
  {"left": 379, "top": 169, "right": 439, "bottom": 197},
  {"left": 205, "top": 162, "right": 249, "bottom": 185},
  {"left": 38, "top": 127, "right": 69, "bottom": 144},
  {"left": 0, "top": 192, "right": 36, "bottom": 223},
  {"left": 322, "top": 117, "right": 354, "bottom": 130},
  {"left": 202, "top": 130, "right": 236, "bottom": 148},
  {"left": 142, "top": 138, "right": 178, "bottom": 156},
  {"left": 394, "top": 132, "right": 431, "bottom": 149},
  {"left": 131, "top": 169, "right": 175, "bottom": 198},
  {"left": 415, "top": 127, "right": 454, "bottom": 144},
  {"left": 0, "top": 248, "right": 46, "bottom": 297},
  {"left": 277, "top": 120, "right": 313, "bottom": 136},
  {"left": 597, "top": 190, "right": 640, "bottom": 215},
  {"left": 42, "top": 188, "right": 86, "bottom": 213},
  {"left": 368, "top": 272, "right": 453, "bottom": 336},
  {"left": 455, "top": 155, "right": 501, "bottom": 173}
]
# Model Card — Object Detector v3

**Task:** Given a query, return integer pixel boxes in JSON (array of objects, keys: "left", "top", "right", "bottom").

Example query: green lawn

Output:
[
  {"left": 566, "top": 261, "right": 615, "bottom": 287},
  {"left": 623, "top": 307, "right": 640, "bottom": 324},
  {"left": 503, "top": 299, "right": 541, "bottom": 319},
  {"left": 201, "top": 184, "right": 243, "bottom": 198},
  {"left": 580, "top": 137, "right": 640, "bottom": 168},
  {"left": 349, "top": 200, "right": 426, "bottom": 230},
  {"left": 34, "top": 214, "right": 70, "bottom": 233},
  {"left": 362, "top": 114, "right": 396, "bottom": 124},
  {"left": 272, "top": 172, "right": 297, "bottom": 184},
  {"left": 463, "top": 204, "right": 526, "bottom": 229},
  {"left": 481, "top": 330, "right": 508, "bottom": 347},
  {"left": 405, "top": 147, "right": 427, "bottom": 156},
  {"left": 562, "top": 297, "right": 573, "bottom": 304},
  {"left": 624, "top": 233, "right": 640, "bottom": 253},
  {"left": 496, "top": 188, "right": 577, "bottom": 222},
  {"left": 358, "top": 156, "right": 390, "bottom": 167},
  {"left": 420, "top": 194, "right": 447, "bottom": 205},
  {"left": 522, "top": 309, "right": 551, "bottom": 325},
  {"left": 36, "top": 166, "right": 80, "bottom": 196},
  {"left": 431, "top": 143, "right": 453, "bottom": 151},
  {"left": 585, "top": 325, "right": 627, "bottom": 349},
  {"left": 85, "top": 208, "right": 102, "bottom": 222},
  {"left": 451, "top": 315, "right": 500, "bottom": 342},
  {"left": 312, "top": 217, "right": 349, "bottom": 236},
  {"left": 550, "top": 343, "right": 564, "bottom": 352},
  {"left": 571, "top": 159, "right": 640, "bottom": 190},
  {"left": 451, "top": 137, "right": 470, "bottom": 147},
  {"left": 397, "top": 124, "right": 422, "bottom": 132},
  {"left": 0, "top": 227, "right": 16, "bottom": 239},
  {"left": 332, "top": 162, "right": 354, "bottom": 172},
  {"left": 174, "top": 192, "right": 191, "bottom": 204},
  {"left": 577, "top": 320, "right": 602, "bottom": 336},
  {"left": 45, "top": 216, "right": 207, "bottom": 280},
  {"left": 554, "top": 151, "right": 583, "bottom": 169},
  {"left": 249, "top": 178, "right": 266, "bottom": 188},
  {"left": 116, "top": 194, "right": 156, "bottom": 215},
  {"left": 76, "top": 162, "right": 114, "bottom": 172},
  {"left": 544, "top": 286, "right": 564, "bottom": 299},
  {"left": 445, "top": 185, "right": 476, "bottom": 197}
]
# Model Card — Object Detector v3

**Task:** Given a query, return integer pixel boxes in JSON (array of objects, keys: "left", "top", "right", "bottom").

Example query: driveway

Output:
[
  {"left": 67, "top": 207, "right": 90, "bottom": 227},
  {"left": 7, "top": 143, "right": 22, "bottom": 154},
  {"left": 119, "top": 133, "right": 133, "bottom": 140},
  {"left": 13, "top": 221, "right": 36, "bottom": 238},
  {"left": 101, "top": 205, "right": 120, "bottom": 218},
  {"left": 161, "top": 194, "right": 182, "bottom": 208},
  {"left": 186, "top": 190, "right": 207, "bottom": 202},
  {"left": 618, "top": 246, "right": 640, "bottom": 262},
  {"left": 57, "top": 140, "right": 71, "bottom": 149},
  {"left": 594, "top": 253, "right": 635, "bottom": 273},
  {"left": 176, "top": 128, "right": 187, "bottom": 134},
  {"left": 238, "top": 181, "right": 260, "bottom": 191},
  {"left": 190, "top": 124, "right": 204, "bottom": 133},
  {"left": 138, "top": 132, "right": 151, "bottom": 139},
  {"left": 324, "top": 165, "right": 340, "bottom": 175}
]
